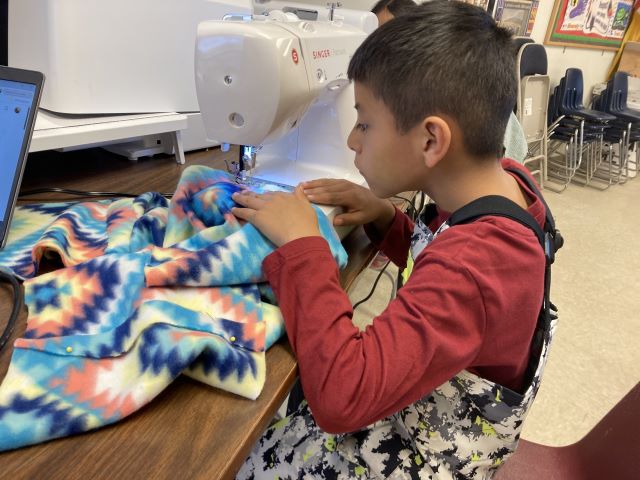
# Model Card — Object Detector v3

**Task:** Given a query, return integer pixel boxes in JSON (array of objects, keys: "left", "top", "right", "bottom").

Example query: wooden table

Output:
[{"left": 0, "top": 147, "right": 380, "bottom": 479}]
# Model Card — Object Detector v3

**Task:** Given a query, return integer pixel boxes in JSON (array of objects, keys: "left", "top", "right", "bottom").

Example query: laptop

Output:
[{"left": 0, "top": 65, "right": 44, "bottom": 248}]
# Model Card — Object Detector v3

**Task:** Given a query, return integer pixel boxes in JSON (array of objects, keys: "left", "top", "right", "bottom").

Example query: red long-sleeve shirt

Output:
[{"left": 263, "top": 159, "right": 546, "bottom": 434}]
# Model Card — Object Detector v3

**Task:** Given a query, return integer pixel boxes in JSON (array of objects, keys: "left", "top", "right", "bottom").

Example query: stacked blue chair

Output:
[
  {"left": 547, "top": 68, "right": 615, "bottom": 190},
  {"left": 593, "top": 71, "right": 640, "bottom": 183}
]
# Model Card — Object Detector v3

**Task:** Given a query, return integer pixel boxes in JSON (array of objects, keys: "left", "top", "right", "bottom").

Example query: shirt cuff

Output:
[
  {"left": 263, "top": 236, "right": 333, "bottom": 276},
  {"left": 364, "top": 207, "right": 405, "bottom": 250}
]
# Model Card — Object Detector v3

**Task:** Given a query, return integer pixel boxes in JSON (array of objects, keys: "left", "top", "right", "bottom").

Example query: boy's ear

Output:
[{"left": 419, "top": 116, "right": 451, "bottom": 169}]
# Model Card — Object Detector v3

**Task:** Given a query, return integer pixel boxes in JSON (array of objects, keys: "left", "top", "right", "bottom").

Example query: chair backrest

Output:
[
  {"left": 518, "top": 75, "right": 550, "bottom": 143},
  {"left": 564, "top": 68, "right": 585, "bottom": 110},
  {"left": 512, "top": 38, "right": 536, "bottom": 113},
  {"left": 611, "top": 71, "right": 629, "bottom": 110},
  {"left": 517, "top": 43, "right": 548, "bottom": 79},
  {"left": 598, "top": 78, "right": 616, "bottom": 113},
  {"left": 515, "top": 42, "right": 548, "bottom": 118},
  {"left": 603, "top": 71, "right": 639, "bottom": 114},
  {"left": 549, "top": 84, "right": 564, "bottom": 124},
  {"left": 513, "top": 36, "right": 534, "bottom": 62},
  {"left": 558, "top": 75, "right": 573, "bottom": 116},
  {"left": 547, "top": 91, "right": 556, "bottom": 126}
]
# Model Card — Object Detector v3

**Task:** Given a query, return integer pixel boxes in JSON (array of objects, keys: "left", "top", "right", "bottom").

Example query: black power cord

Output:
[
  {"left": 392, "top": 195, "right": 420, "bottom": 220},
  {"left": 0, "top": 267, "right": 22, "bottom": 353},
  {"left": 352, "top": 259, "right": 392, "bottom": 311},
  {"left": 18, "top": 187, "right": 174, "bottom": 199},
  {"left": 352, "top": 193, "right": 424, "bottom": 310}
]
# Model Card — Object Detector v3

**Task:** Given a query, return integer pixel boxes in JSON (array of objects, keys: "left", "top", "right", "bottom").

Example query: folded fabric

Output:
[{"left": 0, "top": 166, "right": 347, "bottom": 451}]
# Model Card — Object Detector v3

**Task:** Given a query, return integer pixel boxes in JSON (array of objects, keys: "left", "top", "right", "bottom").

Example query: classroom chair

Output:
[
  {"left": 495, "top": 382, "right": 640, "bottom": 480},
  {"left": 562, "top": 68, "right": 615, "bottom": 188},
  {"left": 593, "top": 71, "right": 640, "bottom": 183},
  {"left": 547, "top": 69, "right": 615, "bottom": 191},
  {"left": 515, "top": 42, "right": 549, "bottom": 187},
  {"left": 512, "top": 36, "right": 535, "bottom": 73}
]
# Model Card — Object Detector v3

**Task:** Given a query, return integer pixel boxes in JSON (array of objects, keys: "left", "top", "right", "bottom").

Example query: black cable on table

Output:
[{"left": 19, "top": 187, "right": 174, "bottom": 199}]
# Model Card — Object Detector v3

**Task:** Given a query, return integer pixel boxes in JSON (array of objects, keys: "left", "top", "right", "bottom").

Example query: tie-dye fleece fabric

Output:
[{"left": 0, "top": 166, "right": 347, "bottom": 451}]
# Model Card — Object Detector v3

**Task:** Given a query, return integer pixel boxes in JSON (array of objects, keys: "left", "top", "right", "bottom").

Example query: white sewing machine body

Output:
[
  {"left": 8, "top": 0, "right": 374, "bottom": 150},
  {"left": 8, "top": 0, "right": 252, "bottom": 114},
  {"left": 9, "top": 0, "right": 375, "bottom": 197},
  {"left": 196, "top": 11, "right": 374, "bottom": 188},
  {"left": 253, "top": 0, "right": 378, "bottom": 32},
  {"left": 8, "top": 0, "right": 257, "bottom": 155}
]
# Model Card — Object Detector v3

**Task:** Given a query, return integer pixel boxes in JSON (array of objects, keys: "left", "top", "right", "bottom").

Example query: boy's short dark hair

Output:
[
  {"left": 371, "top": 0, "right": 418, "bottom": 17},
  {"left": 349, "top": 0, "right": 516, "bottom": 158}
]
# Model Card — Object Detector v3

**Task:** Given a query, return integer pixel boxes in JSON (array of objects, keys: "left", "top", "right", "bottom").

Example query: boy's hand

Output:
[
  {"left": 302, "top": 179, "right": 396, "bottom": 230},
  {"left": 231, "top": 185, "right": 321, "bottom": 247}
]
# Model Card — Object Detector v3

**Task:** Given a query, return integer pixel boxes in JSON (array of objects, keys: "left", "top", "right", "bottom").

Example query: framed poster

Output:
[
  {"left": 497, "top": 0, "right": 538, "bottom": 36},
  {"left": 545, "top": 0, "right": 634, "bottom": 50},
  {"left": 526, "top": 0, "right": 540, "bottom": 36}
]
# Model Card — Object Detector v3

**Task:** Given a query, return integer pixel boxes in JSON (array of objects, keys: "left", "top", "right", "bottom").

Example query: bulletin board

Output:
[{"left": 545, "top": 0, "right": 634, "bottom": 50}]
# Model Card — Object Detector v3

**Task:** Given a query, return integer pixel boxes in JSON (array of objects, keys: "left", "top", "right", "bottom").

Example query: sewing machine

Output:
[
  {"left": 8, "top": 0, "right": 375, "bottom": 164},
  {"left": 195, "top": 6, "right": 375, "bottom": 192}
]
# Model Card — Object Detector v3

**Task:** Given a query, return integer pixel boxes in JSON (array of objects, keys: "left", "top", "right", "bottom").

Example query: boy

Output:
[
  {"left": 372, "top": 0, "right": 528, "bottom": 165},
  {"left": 232, "top": 1, "right": 554, "bottom": 478}
]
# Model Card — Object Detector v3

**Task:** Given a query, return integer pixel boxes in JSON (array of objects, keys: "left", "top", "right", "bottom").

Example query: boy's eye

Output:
[{"left": 356, "top": 123, "right": 369, "bottom": 132}]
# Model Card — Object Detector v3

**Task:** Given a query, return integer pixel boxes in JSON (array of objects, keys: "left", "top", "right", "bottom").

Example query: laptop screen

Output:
[{"left": 0, "top": 67, "right": 43, "bottom": 248}]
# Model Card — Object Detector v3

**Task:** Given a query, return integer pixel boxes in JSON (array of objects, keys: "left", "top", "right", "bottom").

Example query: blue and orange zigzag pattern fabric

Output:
[{"left": 0, "top": 166, "right": 347, "bottom": 451}]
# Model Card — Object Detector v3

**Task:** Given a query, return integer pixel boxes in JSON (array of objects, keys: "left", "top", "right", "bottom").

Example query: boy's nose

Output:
[{"left": 347, "top": 127, "right": 360, "bottom": 154}]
